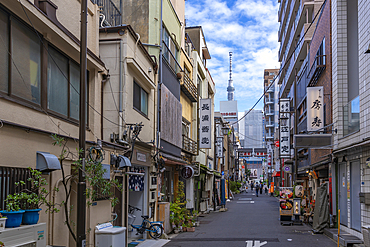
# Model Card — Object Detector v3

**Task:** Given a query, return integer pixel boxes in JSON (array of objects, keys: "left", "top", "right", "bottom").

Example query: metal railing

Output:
[
  {"left": 180, "top": 72, "right": 197, "bottom": 102},
  {"left": 92, "top": 0, "right": 122, "bottom": 27},
  {"left": 307, "top": 55, "right": 326, "bottom": 86},
  {"left": 162, "top": 41, "right": 182, "bottom": 74},
  {"left": 182, "top": 135, "right": 197, "bottom": 155}
]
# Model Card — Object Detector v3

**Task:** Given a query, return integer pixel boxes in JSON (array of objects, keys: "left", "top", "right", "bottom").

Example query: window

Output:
[
  {"left": 162, "top": 27, "right": 179, "bottom": 72},
  {"left": 0, "top": 166, "right": 32, "bottom": 210},
  {"left": 0, "top": 6, "right": 83, "bottom": 122},
  {"left": 0, "top": 9, "right": 8, "bottom": 93},
  {"left": 182, "top": 118, "right": 190, "bottom": 137},
  {"left": 133, "top": 81, "right": 148, "bottom": 116},
  {"left": 269, "top": 72, "right": 275, "bottom": 76},
  {"left": 12, "top": 18, "right": 41, "bottom": 104}
]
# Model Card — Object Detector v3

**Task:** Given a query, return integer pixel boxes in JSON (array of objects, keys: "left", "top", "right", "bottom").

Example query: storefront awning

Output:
[
  {"left": 272, "top": 171, "right": 281, "bottom": 177},
  {"left": 161, "top": 152, "right": 187, "bottom": 165}
]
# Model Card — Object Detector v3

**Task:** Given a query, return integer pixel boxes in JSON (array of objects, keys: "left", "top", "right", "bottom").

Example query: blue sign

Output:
[{"left": 221, "top": 171, "right": 225, "bottom": 176}]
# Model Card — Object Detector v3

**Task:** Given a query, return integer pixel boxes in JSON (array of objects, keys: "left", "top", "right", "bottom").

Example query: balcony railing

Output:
[
  {"left": 162, "top": 41, "right": 182, "bottom": 74},
  {"left": 307, "top": 55, "right": 326, "bottom": 86},
  {"left": 182, "top": 135, "right": 197, "bottom": 155},
  {"left": 92, "top": 0, "right": 121, "bottom": 27},
  {"left": 180, "top": 72, "right": 197, "bottom": 102}
]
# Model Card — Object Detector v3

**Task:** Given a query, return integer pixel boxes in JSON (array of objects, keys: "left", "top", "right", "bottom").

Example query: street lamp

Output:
[{"left": 222, "top": 126, "right": 229, "bottom": 135}]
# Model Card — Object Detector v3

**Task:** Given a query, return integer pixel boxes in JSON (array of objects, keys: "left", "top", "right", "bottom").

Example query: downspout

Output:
[
  {"left": 155, "top": 0, "right": 164, "bottom": 222},
  {"left": 119, "top": 40, "right": 124, "bottom": 142}
]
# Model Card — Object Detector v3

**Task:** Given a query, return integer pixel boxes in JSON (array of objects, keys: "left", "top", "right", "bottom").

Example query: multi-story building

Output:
[
  {"left": 244, "top": 110, "right": 264, "bottom": 148},
  {"left": 330, "top": 0, "right": 370, "bottom": 239}
]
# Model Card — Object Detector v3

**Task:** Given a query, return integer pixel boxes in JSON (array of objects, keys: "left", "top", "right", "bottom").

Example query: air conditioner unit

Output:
[{"left": 0, "top": 223, "right": 46, "bottom": 247}]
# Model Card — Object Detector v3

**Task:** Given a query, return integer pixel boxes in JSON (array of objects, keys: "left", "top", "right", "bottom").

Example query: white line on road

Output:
[{"left": 246, "top": 240, "right": 268, "bottom": 247}]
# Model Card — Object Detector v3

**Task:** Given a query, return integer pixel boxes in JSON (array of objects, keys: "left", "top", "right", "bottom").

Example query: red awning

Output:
[{"left": 272, "top": 171, "right": 281, "bottom": 177}]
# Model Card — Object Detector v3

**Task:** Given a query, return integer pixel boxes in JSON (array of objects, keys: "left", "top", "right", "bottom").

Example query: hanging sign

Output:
[
  {"left": 199, "top": 98, "right": 212, "bottom": 149},
  {"left": 279, "top": 98, "right": 290, "bottom": 158},
  {"left": 307, "top": 86, "right": 324, "bottom": 131},
  {"left": 216, "top": 137, "right": 224, "bottom": 158},
  {"left": 181, "top": 166, "right": 194, "bottom": 179}
]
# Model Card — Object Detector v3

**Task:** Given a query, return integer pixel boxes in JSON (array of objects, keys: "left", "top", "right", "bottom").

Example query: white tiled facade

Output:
[{"left": 332, "top": 0, "right": 370, "bottom": 238}]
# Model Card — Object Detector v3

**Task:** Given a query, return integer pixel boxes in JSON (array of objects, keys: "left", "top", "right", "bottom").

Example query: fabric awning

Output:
[{"left": 272, "top": 171, "right": 281, "bottom": 177}]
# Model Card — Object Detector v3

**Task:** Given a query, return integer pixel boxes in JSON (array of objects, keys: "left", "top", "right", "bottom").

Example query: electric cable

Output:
[
  {"left": 229, "top": 0, "right": 327, "bottom": 125},
  {"left": 18, "top": 0, "right": 126, "bottom": 129}
]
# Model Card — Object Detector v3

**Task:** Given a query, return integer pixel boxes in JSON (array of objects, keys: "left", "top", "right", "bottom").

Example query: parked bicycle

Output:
[{"left": 128, "top": 205, "right": 164, "bottom": 239}]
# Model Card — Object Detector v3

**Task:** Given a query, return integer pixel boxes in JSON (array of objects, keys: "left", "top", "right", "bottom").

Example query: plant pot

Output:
[
  {"left": 0, "top": 218, "right": 6, "bottom": 230},
  {"left": 23, "top": 209, "right": 42, "bottom": 225},
  {"left": 183, "top": 227, "right": 187, "bottom": 232},
  {"left": 187, "top": 227, "right": 195, "bottom": 232},
  {"left": 0, "top": 210, "right": 25, "bottom": 228}
]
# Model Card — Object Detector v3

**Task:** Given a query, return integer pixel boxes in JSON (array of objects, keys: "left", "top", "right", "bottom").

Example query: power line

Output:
[
  {"left": 231, "top": 0, "right": 327, "bottom": 125},
  {"left": 18, "top": 0, "right": 126, "bottom": 130}
]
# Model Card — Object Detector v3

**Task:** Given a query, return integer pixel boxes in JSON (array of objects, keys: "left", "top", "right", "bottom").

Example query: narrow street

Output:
[{"left": 164, "top": 190, "right": 336, "bottom": 247}]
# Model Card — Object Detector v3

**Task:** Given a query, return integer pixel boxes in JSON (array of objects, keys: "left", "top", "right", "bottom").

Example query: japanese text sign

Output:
[
  {"left": 200, "top": 99, "right": 212, "bottom": 149},
  {"left": 279, "top": 98, "right": 290, "bottom": 158},
  {"left": 216, "top": 137, "right": 223, "bottom": 158},
  {"left": 307, "top": 87, "right": 324, "bottom": 131}
]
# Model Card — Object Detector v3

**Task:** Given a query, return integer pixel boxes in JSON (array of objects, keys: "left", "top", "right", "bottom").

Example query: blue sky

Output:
[{"left": 185, "top": 0, "right": 280, "bottom": 112}]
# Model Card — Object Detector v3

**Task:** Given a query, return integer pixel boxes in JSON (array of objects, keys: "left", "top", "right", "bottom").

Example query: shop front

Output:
[{"left": 128, "top": 146, "right": 152, "bottom": 240}]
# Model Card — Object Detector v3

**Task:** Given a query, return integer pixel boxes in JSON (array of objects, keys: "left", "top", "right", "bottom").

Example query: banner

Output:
[
  {"left": 199, "top": 99, "right": 212, "bottom": 149},
  {"left": 307, "top": 86, "right": 324, "bottom": 131},
  {"left": 279, "top": 98, "right": 290, "bottom": 158}
]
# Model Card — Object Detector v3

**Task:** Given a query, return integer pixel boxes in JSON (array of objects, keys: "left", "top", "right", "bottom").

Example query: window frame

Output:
[
  {"left": 133, "top": 80, "right": 149, "bottom": 117},
  {"left": 0, "top": 4, "right": 88, "bottom": 125}
]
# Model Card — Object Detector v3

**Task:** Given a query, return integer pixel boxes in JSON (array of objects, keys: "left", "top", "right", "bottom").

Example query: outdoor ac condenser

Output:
[{"left": 0, "top": 223, "right": 46, "bottom": 247}]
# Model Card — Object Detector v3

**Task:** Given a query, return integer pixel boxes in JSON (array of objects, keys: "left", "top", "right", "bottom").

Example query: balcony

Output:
[
  {"left": 266, "top": 98, "right": 274, "bottom": 104},
  {"left": 266, "top": 134, "right": 274, "bottom": 139},
  {"left": 307, "top": 55, "right": 326, "bottom": 86},
  {"left": 266, "top": 122, "right": 274, "bottom": 128},
  {"left": 182, "top": 135, "right": 197, "bottom": 155},
  {"left": 180, "top": 72, "right": 197, "bottom": 102},
  {"left": 92, "top": 0, "right": 121, "bottom": 27},
  {"left": 266, "top": 110, "right": 274, "bottom": 116},
  {"left": 343, "top": 96, "right": 360, "bottom": 136}
]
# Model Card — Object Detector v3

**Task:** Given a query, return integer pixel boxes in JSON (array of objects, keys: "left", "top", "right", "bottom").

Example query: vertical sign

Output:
[
  {"left": 279, "top": 98, "right": 290, "bottom": 158},
  {"left": 216, "top": 137, "right": 223, "bottom": 158},
  {"left": 200, "top": 99, "right": 212, "bottom": 149},
  {"left": 307, "top": 87, "right": 324, "bottom": 131}
]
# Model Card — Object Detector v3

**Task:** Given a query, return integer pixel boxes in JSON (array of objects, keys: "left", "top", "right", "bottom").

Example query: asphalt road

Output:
[{"left": 164, "top": 189, "right": 337, "bottom": 247}]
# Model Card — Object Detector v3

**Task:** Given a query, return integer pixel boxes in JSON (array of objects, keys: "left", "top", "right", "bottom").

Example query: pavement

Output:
[{"left": 136, "top": 188, "right": 339, "bottom": 247}]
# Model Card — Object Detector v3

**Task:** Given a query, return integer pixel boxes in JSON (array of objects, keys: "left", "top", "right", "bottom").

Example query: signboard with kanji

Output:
[
  {"left": 216, "top": 137, "right": 223, "bottom": 158},
  {"left": 279, "top": 98, "right": 290, "bottom": 158},
  {"left": 199, "top": 99, "right": 212, "bottom": 149},
  {"left": 307, "top": 86, "right": 324, "bottom": 131}
]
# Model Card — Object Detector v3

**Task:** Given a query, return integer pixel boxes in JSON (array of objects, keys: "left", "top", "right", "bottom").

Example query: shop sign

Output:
[
  {"left": 283, "top": 165, "right": 292, "bottom": 173},
  {"left": 279, "top": 99, "right": 290, "bottom": 158},
  {"left": 295, "top": 185, "right": 303, "bottom": 197},
  {"left": 181, "top": 166, "right": 194, "bottom": 179},
  {"left": 366, "top": 157, "right": 370, "bottom": 168},
  {"left": 216, "top": 137, "right": 223, "bottom": 158},
  {"left": 199, "top": 99, "right": 212, "bottom": 149},
  {"left": 136, "top": 152, "right": 147, "bottom": 162},
  {"left": 307, "top": 87, "right": 324, "bottom": 131}
]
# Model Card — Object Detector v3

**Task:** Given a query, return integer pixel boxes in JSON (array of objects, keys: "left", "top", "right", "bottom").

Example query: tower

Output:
[{"left": 227, "top": 52, "right": 235, "bottom": 101}]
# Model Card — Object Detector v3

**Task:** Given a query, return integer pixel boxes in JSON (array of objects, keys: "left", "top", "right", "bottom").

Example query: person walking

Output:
[
  {"left": 255, "top": 182, "right": 259, "bottom": 197},
  {"left": 259, "top": 182, "right": 263, "bottom": 195},
  {"left": 264, "top": 183, "right": 268, "bottom": 194},
  {"left": 251, "top": 181, "right": 254, "bottom": 192}
]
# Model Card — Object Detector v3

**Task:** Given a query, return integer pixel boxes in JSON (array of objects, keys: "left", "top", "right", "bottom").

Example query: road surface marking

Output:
[{"left": 246, "top": 240, "right": 268, "bottom": 247}]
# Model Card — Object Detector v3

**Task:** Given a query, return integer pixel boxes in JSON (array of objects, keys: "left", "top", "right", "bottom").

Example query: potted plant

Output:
[
  {"left": 19, "top": 168, "right": 59, "bottom": 225},
  {"left": 170, "top": 181, "right": 190, "bottom": 233},
  {"left": 0, "top": 193, "right": 25, "bottom": 228},
  {"left": 0, "top": 213, "right": 7, "bottom": 231}
]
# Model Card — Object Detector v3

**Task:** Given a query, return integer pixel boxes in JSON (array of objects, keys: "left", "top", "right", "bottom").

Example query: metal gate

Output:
[{"left": 350, "top": 161, "right": 361, "bottom": 231}]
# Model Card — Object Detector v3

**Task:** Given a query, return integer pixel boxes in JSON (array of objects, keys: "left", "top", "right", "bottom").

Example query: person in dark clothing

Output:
[
  {"left": 259, "top": 182, "right": 263, "bottom": 195},
  {"left": 255, "top": 182, "right": 259, "bottom": 197},
  {"left": 251, "top": 182, "right": 254, "bottom": 192}
]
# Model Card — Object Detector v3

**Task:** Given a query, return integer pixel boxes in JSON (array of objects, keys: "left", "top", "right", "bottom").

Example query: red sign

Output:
[
  {"left": 242, "top": 165, "right": 245, "bottom": 169},
  {"left": 274, "top": 141, "right": 279, "bottom": 148}
]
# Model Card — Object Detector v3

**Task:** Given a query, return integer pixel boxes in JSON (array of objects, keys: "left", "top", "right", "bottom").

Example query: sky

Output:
[{"left": 185, "top": 0, "right": 280, "bottom": 112}]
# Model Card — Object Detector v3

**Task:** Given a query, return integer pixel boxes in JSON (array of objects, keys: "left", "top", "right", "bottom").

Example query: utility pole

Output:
[{"left": 77, "top": 0, "right": 88, "bottom": 246}]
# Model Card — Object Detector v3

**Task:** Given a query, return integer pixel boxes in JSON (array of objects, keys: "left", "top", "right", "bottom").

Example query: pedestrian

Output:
[
  {"left": 264, "top": 183, "right": 268, "bottom": 194},
  {"left": 255, "top": 182, "right": 259, "bottom": 197},
  {"left": 251, "top": 181, "right": 254, "bottom": 192},
  {"left": 259, "top": 182, "right": 263, "bottom": 195}
]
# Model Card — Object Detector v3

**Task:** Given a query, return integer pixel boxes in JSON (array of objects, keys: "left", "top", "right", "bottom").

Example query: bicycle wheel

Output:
[{"left": 149, "top": 224, "right": 163, "bottom": 239}]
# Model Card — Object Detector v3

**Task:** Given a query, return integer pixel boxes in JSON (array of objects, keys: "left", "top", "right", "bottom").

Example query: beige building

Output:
[{"left": 0, "top": 0, "right": 156, "bottom": 246}]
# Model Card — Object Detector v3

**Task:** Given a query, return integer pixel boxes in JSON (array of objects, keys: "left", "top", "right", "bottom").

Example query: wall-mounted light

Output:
[{"left": 365, "top": 44, "right": 370, "bottom": 54}]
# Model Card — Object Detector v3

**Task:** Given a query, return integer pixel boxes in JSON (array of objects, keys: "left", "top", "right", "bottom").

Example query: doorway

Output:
[
  {"left": 350, "top": 160, "right": 361, "bottom": 231},
  {"left": 339, "top": 163, "right": 348, "bottom": 226}
]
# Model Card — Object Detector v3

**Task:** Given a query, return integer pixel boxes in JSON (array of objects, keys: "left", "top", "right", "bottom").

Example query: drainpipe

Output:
[
  {"left": 119, "top": 40, "right": 124, "bottom": 141},
  {"left": 155, "top": 0, "right": 164, "bottom": 222}
]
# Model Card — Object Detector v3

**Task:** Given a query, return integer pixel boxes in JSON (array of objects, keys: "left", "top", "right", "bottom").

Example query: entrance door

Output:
[
  {"left": 339, "top": 163, "right": 348, "bottom": 226},
  {"left": 113, "top": 176, "right": 123, "bottom": 226},
  {"left": 350, "top": 161, "right": 361, "bottom": 231}
]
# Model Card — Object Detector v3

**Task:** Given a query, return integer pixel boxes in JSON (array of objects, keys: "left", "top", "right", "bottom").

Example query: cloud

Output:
[{"left": 186, "top": 0, "right": 280, "bottom": 111}]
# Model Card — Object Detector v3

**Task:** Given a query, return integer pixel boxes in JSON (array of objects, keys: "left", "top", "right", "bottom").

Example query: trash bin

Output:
[
  {"left": 95, "top": 222, "right": 126, "bottom": 247},
  {"left": 363, "top": 225, "right": 370, "bottom": 247}
]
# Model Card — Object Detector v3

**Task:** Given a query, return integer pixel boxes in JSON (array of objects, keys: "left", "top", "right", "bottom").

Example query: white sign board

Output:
[
  {"left": 279, "top": 99, "right": 290, "bottom": 158},
  {"left": 199, "top": 99, "right": 212, "bottom": 149},
  {"left": 307, "top": 86, "right": 324, "bottom": 131},
  {"left": 216, "top": 137, "right": 223, "bottom": 158}
]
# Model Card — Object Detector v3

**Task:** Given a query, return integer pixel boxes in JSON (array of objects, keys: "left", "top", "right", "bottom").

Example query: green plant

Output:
[
  {"left": 0, "top": 241, "right": 4, "bottom": 247},
  {"left": 229, "top": 181, "right": 241, "bottom": 193},
  {"left": 51, "top": 134, "right": 122, "bottom": 244},
  {"left": 4, "top": 193, "right": 21, "bottom": 212},
  {"left": 170, "top": 181, "right": 190, "bottom": 228}
]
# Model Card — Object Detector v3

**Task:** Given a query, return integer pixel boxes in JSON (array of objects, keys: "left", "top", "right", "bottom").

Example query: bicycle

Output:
[{"left": 128, "top": 205, "right": 164, "bottom": 239}]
